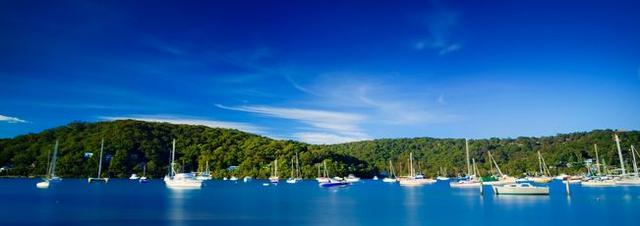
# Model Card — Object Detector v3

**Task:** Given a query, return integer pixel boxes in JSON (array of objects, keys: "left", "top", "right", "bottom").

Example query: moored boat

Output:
[
  {"left": 88, "top": 139, "right": 109, "bottom": 183},
  {"left": 164, "top": 139, "right": 202, "bottom": 189},
  {"left": 493, "top": 183, "right": 549, "bottom": 195}
]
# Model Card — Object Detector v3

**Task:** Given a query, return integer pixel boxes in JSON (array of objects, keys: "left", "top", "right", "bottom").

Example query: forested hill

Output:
[{"left": 1, "top": 120, "right": 639, "bottom": 179}]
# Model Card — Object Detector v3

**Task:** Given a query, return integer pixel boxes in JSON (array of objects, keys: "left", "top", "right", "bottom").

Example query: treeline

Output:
[{"left": 0, "top": 120, "right": 638, "bottom": 178}]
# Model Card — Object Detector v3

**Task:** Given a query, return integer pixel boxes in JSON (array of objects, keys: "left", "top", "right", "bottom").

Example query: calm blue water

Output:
[{"left": 0, "top": 179, "right": 638, "bottom": 226}]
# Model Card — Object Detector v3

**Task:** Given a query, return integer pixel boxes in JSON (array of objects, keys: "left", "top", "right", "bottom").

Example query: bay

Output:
[{"left": 0, "top": 179, "right": 638, "bottom": 226}]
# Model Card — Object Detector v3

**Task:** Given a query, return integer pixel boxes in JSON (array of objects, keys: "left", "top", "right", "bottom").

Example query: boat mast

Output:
[
  {"left": 614, "top": 133, "right": 626, "bottom": 175},
  {"left": 594, "top": 144, "right": 601, "bottom": 176},
  {"left": 97, "top": 138, "right": 104, "bottom": 178},
  {"left": 295, "top": 153, "right": 300, "bottom": 178},
  {"left": 171, "top": 139, "right": 176, "bottom": 177},
  {"left": 465, "top": 139, "right": 471, "bottom": 176},
  {"left": 323, "top": 161, "right": 328, "bottom": 177},
  {"left": 487, "top": 151, "right": 503, "bottom": 177},
  {"left": 631, "top": 145, "right": 638, "bottom": 177},
  {"left": 409, "top": 152, "right": 415, "bottom": 177},
  {"left": 275, "top": 159, "right": 278, "bottom": 178},
  {"left": 290, "top": 158, "right": 295, "bottom": 178},
  {"left": 472, "top": 158, "right": 478, "bottom": 177},
  {"left": 51, "top": 140, "right": 58, "bottom": 178},
  {"left": 538, "top": 151, "right": 543, "bottom": 176}
]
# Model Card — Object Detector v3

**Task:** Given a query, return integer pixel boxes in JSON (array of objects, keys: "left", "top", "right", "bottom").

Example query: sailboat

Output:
[
  {"left": 436, "top": 167, "right": 450, "bottom": 181},
  {"left": 37, "top": 140, "right": 60, "bottom": 188},
  {"left": 269, "top": 159, "right": 279, "bottom": 184},
  {"left": 383, "top": 160, "right": 398, "bottom": 183},
  {"left": 286, "top": 153, "right": 303, "bottom": 184},
  {"left": 526, "top": 151, "right": 552, "bottom": 183},
  {"left": 164, "top": 139, "right": 202, "bottom": 189},
  {"left": 318, "top": 160, "right": 349, "bottom": 188},
  {"left": 479, "top": 151, "right": 515, "bottom": 185},
  {"left": 399, "top": 152, "right": 436, "bottom": 186},
  {"left": 195, "top": 161, "right": 212, "bottom": 180},
  {"left": 139, "top": 164, "right": 148, "bottom": 183},
  {"left": 316, "top": 162, "right": 330, "bottom": 183},
  {"left": 88, "top": 138, "right": 109, "bottom": 183},
  {"left": 450, "top": 139, "right": 481, "bottom": 188},
  {"left": 616, "top": 145, "right": 640, "bottom": 185}
]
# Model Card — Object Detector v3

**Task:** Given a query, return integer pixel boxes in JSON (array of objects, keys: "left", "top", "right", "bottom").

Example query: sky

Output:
[{"left": 1, "top": 0, "right": 639, "bottom": 144}]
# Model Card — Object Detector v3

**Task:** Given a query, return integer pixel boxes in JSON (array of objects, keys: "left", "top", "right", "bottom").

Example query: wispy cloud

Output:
[
  {"left": 0, "top": 114, "right": 27, "bottom": 123},
  {"left": 414, "top": 2, "right": 462, "bottom": 55},
  {"left": 99, "top": 115, "right": 264, "bottom": 134},
  {"left": 216, "top": 104, "right": 369, "bottom": 144}
]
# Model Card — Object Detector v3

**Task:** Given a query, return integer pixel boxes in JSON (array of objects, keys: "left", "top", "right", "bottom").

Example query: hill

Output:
[{"left": 1, "top": 120, "right": 638, "bottom": 178}]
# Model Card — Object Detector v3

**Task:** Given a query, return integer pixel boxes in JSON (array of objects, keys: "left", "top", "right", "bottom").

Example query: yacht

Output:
[
  {"left": 399, "top": 152, "right": 436, "bottom": 186},
  {"left": 129, "top": 174, "right": 140, "bottom": 180},
  {"left": 345, "top": 174, "right": 361, "bottom": 183},
  {"left": 229, "top": 176, "right": 238, "bottom": 181},
  {"left": 493, "top": 183, "right": 549, "bottom": 195},
  {"left": 195, "top": 161, "right": 213, "bottom": 180},
  {"left": 243, "top": 176, "right": 252, "bottom": 182},
  {"left": 269, "top": 159, "right": 279, "bottom": 184},
  {"left": 164, "top": 139, "right": 202, "bottom": 189},
  {"left": 37, "top": 140, "right": 60, "bottom": 189},
  {"left": 88, "top": 139, "right": 109, "bottom": 183},
  {"left": 139, "top": 164, "right": 148, "bottom": 183},
  {"left": 450, "top": 139, "right": 481, "bottom": 188},
  {"left": 316, "top": 161, "right": 330, "bottom": 183},
  {"left": 372, "top": 176, "right": 379, "bottom": 180},
  {"left": 382, "top": 160, "right": 398, "bottom": 183}
]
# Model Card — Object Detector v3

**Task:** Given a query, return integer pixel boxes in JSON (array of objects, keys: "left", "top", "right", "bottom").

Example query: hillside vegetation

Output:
[{"left": 1, "top": 120, "right": 638, "bottom": 179}]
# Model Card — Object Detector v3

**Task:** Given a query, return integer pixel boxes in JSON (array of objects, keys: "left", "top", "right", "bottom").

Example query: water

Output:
[{"left": 0, "top": 179, "right": 638, "bottom": 226}]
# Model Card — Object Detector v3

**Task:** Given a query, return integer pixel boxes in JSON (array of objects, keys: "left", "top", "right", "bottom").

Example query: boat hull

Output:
[
  {"left": 493, "top": 185, "right": 549, "bottom": 195},
  {"left": 36, "top": 181, "right": 50, "bottom": 188},
  {"left": 88, "top": 178, "right": 109, "bottom": 183}
]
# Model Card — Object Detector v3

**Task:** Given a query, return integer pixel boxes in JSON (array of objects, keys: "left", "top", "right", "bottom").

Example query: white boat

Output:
[
  {"left": 345, "top": 174, "right": 360, "bottom": 183},
  {"left": 372, "top": 176, "right": 379, "bottom": 180},
  {"left": 382, "top": 160, "right": 398, "bottom": 183},
  {"left": 316, "top": 161, "right": 330, "bottom": 183},
  {"left": 582, "top": 178, "right": 616, "bottom": 187},
  {"left": 37, "top": 140, "right": 60, "bottom": 189},
  {"left": 269, "top": 159, "right": 279, "bottom": 184},
  {"left": 229, "top": 176, "right": 238, "bottom": 181},
  {"left": 164, "top": 139, "right": 202, "bottom": 189},
  {"left": 243, "top": 176, "right": 252, "bottom": 182},
  {"left": 195, "top": 161, "right": 212, "bottom": 180},
  {"left": 493, "top": 183, "right": 549, "bottom": 195},
  {"left": 88, "top": 139, "right": 109, "bottom": 183},
  {"left": 286, "top": 155, "right": 302, "bottom": 184},
  {"left": 318, "top": 160, "right": 350, "bottom": 188},
  {"left": 399, "top": 152, "right": 436, "bottom": 186},
  {"left": 616, "top": 145, "right": 640, "bottom": 185},
  {"left": 437, "top": 167, "right": 450, "bottom": 180},
  {"left": 129, "top": 174, "right": 140, "bottom": 180},
  {"left": 36, "top": 181, "right": 50, "bottom": 188},
  {"left": 450, "top": 139, "right": 481, "bottom": 188},
  {"left": 223, "top": 177, "right": 228, "bottom": 181},
  {"left": 139, "top": 164, "right": 148, "bottom": 183},
  {"left": 526, "top": 151, "right": 553, "bottom": 183},
  {"left": 479, "top": 151, "right": 516, "bottom": 186}
]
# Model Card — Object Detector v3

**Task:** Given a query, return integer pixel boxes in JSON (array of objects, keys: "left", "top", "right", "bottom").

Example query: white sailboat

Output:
[
  {"left": 269, "top": 159, "right": 279, "bottom": 184},
  {"left": 88, "top": 138, "right": 109, "bottom": 183},
  {"left": 479, "top": 151, "right": 515, "bottom": 185},
  {"left": 37, "top": 140, "right": 60, "bottom": 188},
  {"left": 287, "top": 153, "right": 303, "bottom": 184},
  {"left": 139, "top": 164, "right": 148, "bottom": 183},
  {"left": 399, "top": 152, "right": 436, "bottom": 186},
  {"left": 164, "top": 139, "right": 202, "bottom": 189},
  {"left": 316, "top": 161, "right": 330, "bottom": 183},
  {"left": 383, "top": 160, "right": 398, "bottom": 183},
  {"left": 318, "top": 160, "right": 350, "bottom": 188},
  {"left": 196, "top": 161, "right": 212, "bottom": 180},
  {"left": 450, "top": 139, "right": 481, "bottom": 188},
  {"left": 526, "top": 151, "right": 552, "bottom": 183},
  {"left": 616, "top": 145, "right": 640, "bottom": 185},
  {"left": 436, "top": 167, "right": 450, "bottom": 181}
]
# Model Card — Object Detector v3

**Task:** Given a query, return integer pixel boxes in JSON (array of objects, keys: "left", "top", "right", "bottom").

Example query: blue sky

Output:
[{"left": 1, "top": 0, "right": 639, "bottom": 144}]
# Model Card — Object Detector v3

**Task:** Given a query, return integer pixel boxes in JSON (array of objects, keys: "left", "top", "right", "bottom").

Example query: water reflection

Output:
[
  {"left": 403, "top": 187, "right": 419, "bottom": 226},
  {"left": 494, "top": 195, "right": 550, "bottom": 204},
  {"left": 168, "top": 188, "right": 198, "bottom": 226}
]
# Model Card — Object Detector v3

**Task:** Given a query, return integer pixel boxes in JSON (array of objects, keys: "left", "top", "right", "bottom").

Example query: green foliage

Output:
[{"left": 0, "top": 120, "right": 638, "bottom": 178}]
